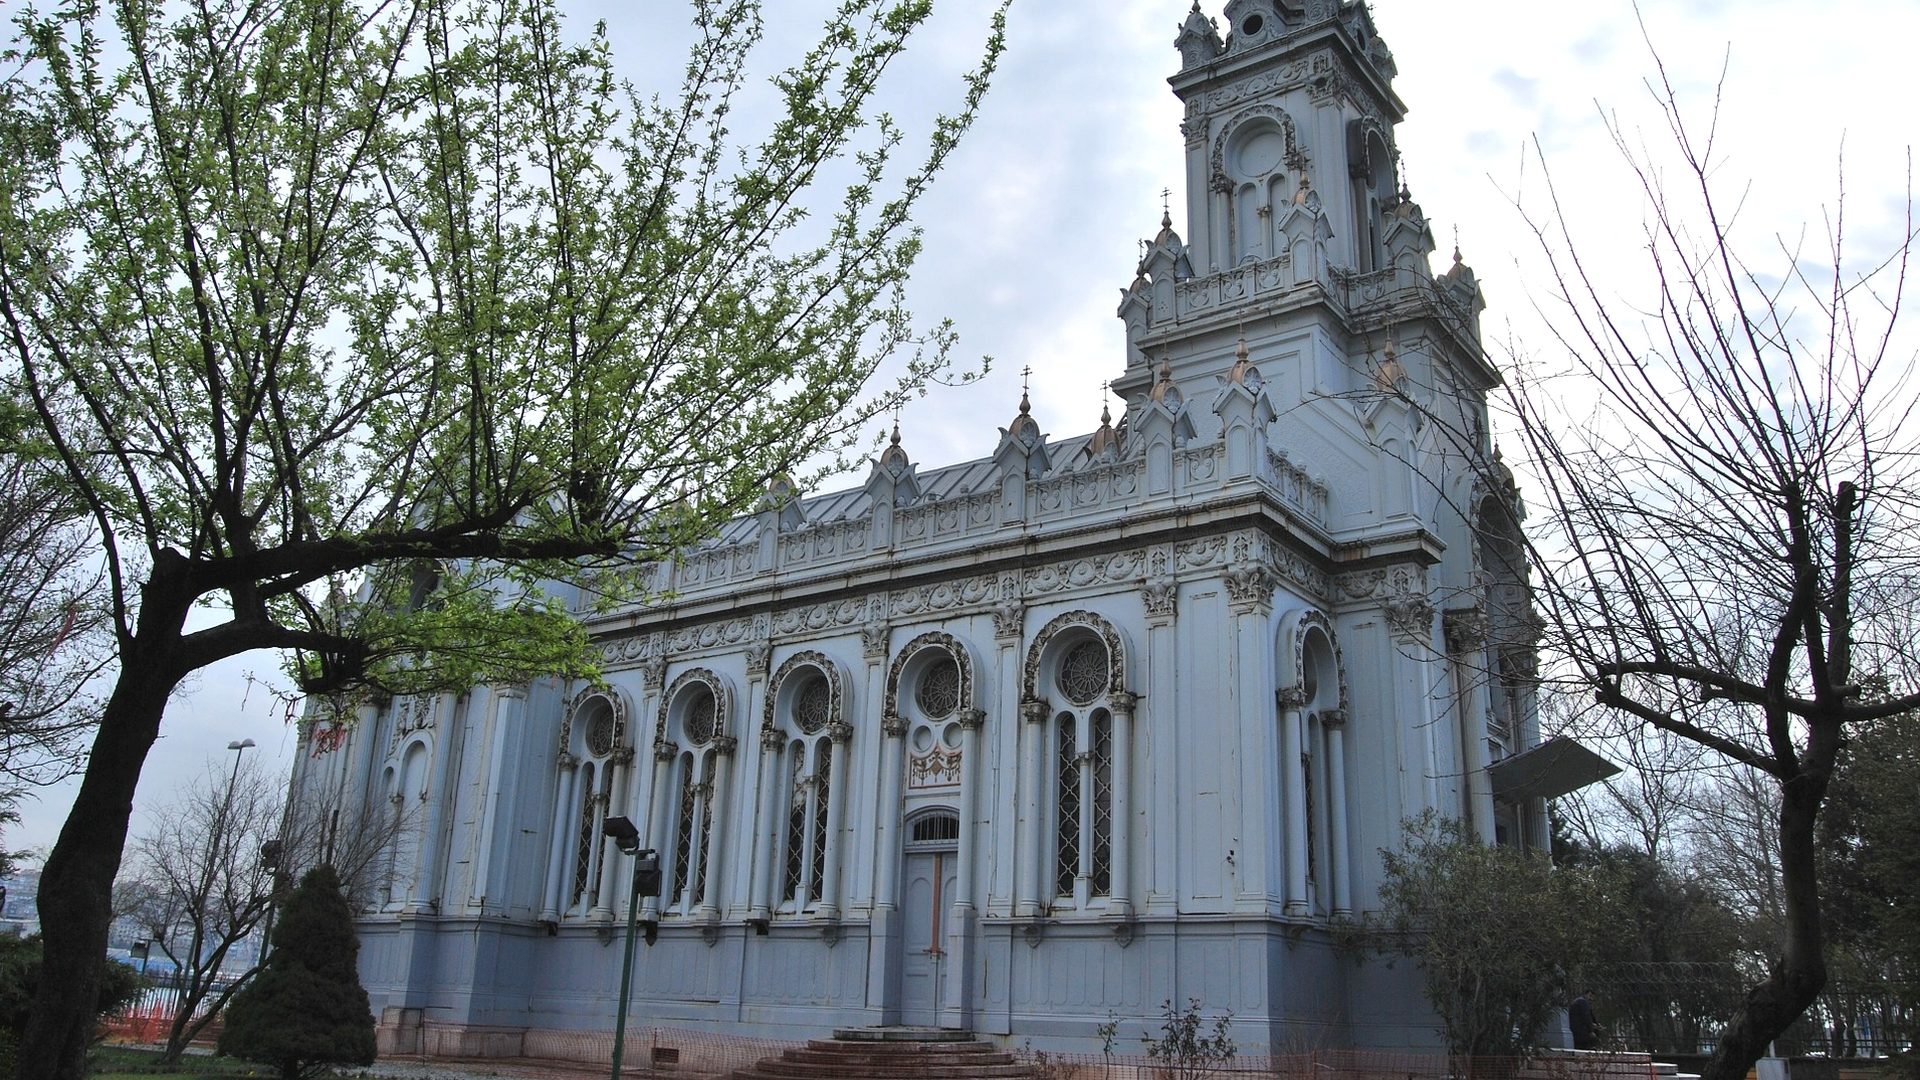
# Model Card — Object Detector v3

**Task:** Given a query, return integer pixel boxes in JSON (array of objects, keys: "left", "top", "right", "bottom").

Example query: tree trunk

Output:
[
  {"left": 16, "top": 582, "right": 191, "bottom": 1080},
  {"left": 1701, "top": 769, "right": 1831, "bottom": 1080}
]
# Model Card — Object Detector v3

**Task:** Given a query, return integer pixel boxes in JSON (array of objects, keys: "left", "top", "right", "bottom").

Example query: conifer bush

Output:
[{"left": 217, "top": 865, "right": 374, "bottom": 1079}]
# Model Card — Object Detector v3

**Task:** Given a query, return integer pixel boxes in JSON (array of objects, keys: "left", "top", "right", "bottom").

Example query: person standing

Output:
[{"left": 1570, "top": 988, "right": 1598, "bottom": 1051}]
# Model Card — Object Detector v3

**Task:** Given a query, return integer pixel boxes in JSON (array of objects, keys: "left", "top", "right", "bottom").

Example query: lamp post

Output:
[
  {"left": 220, "top": 739, "right": 257, "bottom": 836},
  {"left": 601, "top": 815, "right": 659, "bottom": 1080}
]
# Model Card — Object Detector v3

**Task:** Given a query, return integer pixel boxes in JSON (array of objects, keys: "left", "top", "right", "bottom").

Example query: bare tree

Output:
[
  {"left": 118, "top": 758, "right": 283, "bottom": 1065},
  {"left": 1551, "top": 694, "right": 1711, "bottom": 863},
  {"left": 1495, "top": 39, "right": 1920, "bottom": 1080},
  {"left": 0, "top": 408, "right": 108, "bottom": 793}
]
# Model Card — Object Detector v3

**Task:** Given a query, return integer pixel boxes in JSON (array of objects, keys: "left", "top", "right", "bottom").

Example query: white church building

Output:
[{"left": 290, "top": 0, "right": 1584, "bottom": 1058}]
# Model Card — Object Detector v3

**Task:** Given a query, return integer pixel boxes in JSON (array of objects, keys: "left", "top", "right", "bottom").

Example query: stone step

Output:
[
  {"left": 832, "top": 1026, "right": 977, "bottom": 1042},
  {"left": 728, "top": 1030, "right": 1035, "bottom": 1080},
  {"left": 748, "top": 1053, "right": 1036, "bottom": 1068},
  {"left": 801, "top": 1038, "right": 1000, "bottom": 1056},
  {"left": 785, "top": 1047, "right": 1015, "bottom": 1067}
]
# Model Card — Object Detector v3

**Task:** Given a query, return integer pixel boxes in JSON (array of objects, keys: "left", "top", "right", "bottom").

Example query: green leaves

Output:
[
  {"left": 1379, "top": 812, "right": 1613, "bottom": 1056},
  {"left": 0, "top": 0, "right": 1005, "bottom": 706}
]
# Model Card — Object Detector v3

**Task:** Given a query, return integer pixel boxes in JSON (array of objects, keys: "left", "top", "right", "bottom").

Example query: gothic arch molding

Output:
[
  {"left": 562, "top": 684, "right": 633, "bottom": 754},
  {"left": 883, "top": 630, "right": 979, "bottom": 720},
  {"left": 1023, "top": 609, "right": 1131, "bottom": 701},
  {"left": 762, "top": 650, "right": 848, "bottom": 740},
  {"left": 1210, "top": 103, "right": 1306, "bottom": 190},
  {"left": 656, "top": 668, "right": 734, "bottom": 753},
  {"left": 1276, "top": 608, "right": 1349, "bottom": 711}
]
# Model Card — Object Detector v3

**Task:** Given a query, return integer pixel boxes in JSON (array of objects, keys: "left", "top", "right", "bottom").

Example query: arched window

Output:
[
  {"left": 663, "top": 681, "right": 724, "bottom": 913},
  {"left": 1348, "top": 123, "right": 1395, "bottom": 273},
  {"left": 1280, "top": 616, "right": 1350, "bottom": 917},
  {"left": 898, "top": 643, "right": 967, "bottom": 789},
  {"left": 1050, "top": 636, "right": 1114, "bottom": 905},
  {"left": 767, "top": 656, "right": 847, "bottom": 914},
  {"left": 563, "top": 697, "right": 619, "bottom": 915}
]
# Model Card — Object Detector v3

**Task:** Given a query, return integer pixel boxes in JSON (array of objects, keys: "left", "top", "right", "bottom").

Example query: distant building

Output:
[
  {"left": 291, "top": 0, "right": 1599, "bottom": 1059},
  {"left": 1, "top": 869, "right": 38, "bottom": 937}
]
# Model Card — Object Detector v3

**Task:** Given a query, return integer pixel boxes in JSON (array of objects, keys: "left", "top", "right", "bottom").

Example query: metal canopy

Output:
[{"left": 1487, "top": 736, "right": 1620, "bottom": 803}]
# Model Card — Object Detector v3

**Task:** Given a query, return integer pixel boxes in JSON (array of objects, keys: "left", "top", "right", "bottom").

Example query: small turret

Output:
[{"left": 1175, "top": 2, "right": 1223, "bottom": 70}]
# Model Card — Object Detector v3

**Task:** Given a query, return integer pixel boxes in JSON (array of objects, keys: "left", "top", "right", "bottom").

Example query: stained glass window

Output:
[
  {"left": 571, "top": 764, "right": 597, "bottom": 909},
  {"left": 794, "top": 674, "right": 832, "bottom": 734},
  {"left": 692, "top": 755, "right": 715, "bottom": 905},
  {"left": 684, "top": 686, "right": 717, "bottom": 746},
  {"left": 584, "top": 712, "right": 615, "bottom": 757},
  {"left": 1091, "top": 711, "right": 1113, "bottom": 897},
  {"left": 1060, "top": 640, "right": 1108, "bottom": 706},
  {"left": 674, "top": 756, "right": 697, "bottom": 908},
  {"left": 915, "top": 656, "right": 960, "bottom": 718},
  {"left": 783, "top": 749, "right": 806, "bottom": 904},
  {"left": 809, "top": 747, "right": 831, "bottom": 903},
  {"left": 1055, "top": 714, "right": 1079, "bottom": 896}
]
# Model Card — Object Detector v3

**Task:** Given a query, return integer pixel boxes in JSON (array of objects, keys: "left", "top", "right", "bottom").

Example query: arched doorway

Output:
[{"left": 899, "top": 808, "right": 959, "bottom": 1027}]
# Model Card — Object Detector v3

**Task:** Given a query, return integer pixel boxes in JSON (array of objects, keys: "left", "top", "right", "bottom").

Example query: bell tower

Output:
[
  {"left": 1114, "top": 1, "right": 1427, "bottom": 411},
  {"left": 1171, "top": 0, "right": 1405, "bottom": 277}
]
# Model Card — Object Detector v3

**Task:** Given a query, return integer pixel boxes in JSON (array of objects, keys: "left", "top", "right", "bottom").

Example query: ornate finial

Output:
[
  {"left": 1100, "top": 381, "right": 1112, "bottom": 425},
  {"left": 1160, "top": 186, "right": 1172, "bottom": 227},
  {"left": 1452, "top": 226, "right": 1462, "bottom": 265},
  {"left": 1236, "top": 336, "right": 1249, "bottom": 362},
  {"left": 1018, "top": 365, "right": 1033, "bottom": 415},
  {"left": 1294, "top": 173, "right": 1312, "bottom": 205},
  {"left": 890, "top": 420, "right": 901, "bottom": 446}
]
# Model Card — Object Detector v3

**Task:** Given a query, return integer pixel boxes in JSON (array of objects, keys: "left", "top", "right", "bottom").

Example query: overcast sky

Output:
[{"left": 11, "top": 0, "right": 1916, "bottom": 858}]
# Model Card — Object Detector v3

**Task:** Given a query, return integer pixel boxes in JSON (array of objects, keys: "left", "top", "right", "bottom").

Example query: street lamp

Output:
[{"left": 601, "top": 815, "right": 660, "bottom": 1080}]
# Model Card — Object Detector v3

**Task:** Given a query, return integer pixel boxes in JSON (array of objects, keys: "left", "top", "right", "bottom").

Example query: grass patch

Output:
[{"left": 87, "top": 1045, "right": 271, "bottom": 1077}]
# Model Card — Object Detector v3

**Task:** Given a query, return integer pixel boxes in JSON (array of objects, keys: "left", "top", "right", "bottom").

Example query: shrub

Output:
[{"left": 217, "top": 865, "right": 374, "bottom": 1079}]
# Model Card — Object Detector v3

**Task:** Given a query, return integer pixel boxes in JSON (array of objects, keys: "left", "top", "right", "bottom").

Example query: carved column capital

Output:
[
  {"left": 1019, "top": 699, "right": 1050, "bottom": 724},
  {"left": 957, "top": 708, "right": 987, "bottom": 730},
  {"left": 652, "top": 741, "right": 679, "bottom": 763},
  {"left": 1140, "top": 580, "right": 1177, "bottom": 621},
  {"left": 861, "top": 623, "right": 890, "bottom": 662},
  {"left": 760, "top": 727, "right": 784, "bottom": 753},
  {"left": 712, "top": 735, "right": 739, "bottom": 758},
  {"left": 993, "top": 602, "right": 1025, "bottom": 642},
  {"left": 1108, "top": 690, "right": 1139, "bottom": 713},
  {"left": 745, "top": 642, "right": 771, "bottom": 678},
  {"left": 882, "top": 714, "right": 909, "bottom": 738},
  {"left": 556, "top": 751, "right": 578, "bottom": 769},
  {"left": 1276, "top": 686, "right": 1309, "bottom": 710},
  {"left": 1319, "top": 708, "right": 1347, "bottom": 728},
  {"left": 1384, "top": 593, "right": 1436, "bottom": 642},
  {"left": 1443, "top": 607, "right": 1490, "bottom": 652},
  {"left": 826, "top": 720, "right": 854, "bottom": 744},
  {"left": 1225, "top": 562, "right": 1275, "bottom": 612}
]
